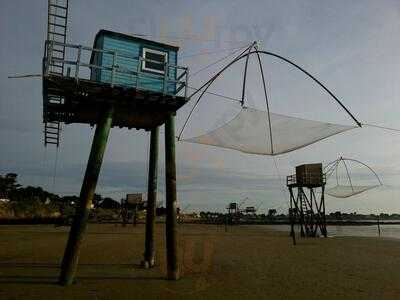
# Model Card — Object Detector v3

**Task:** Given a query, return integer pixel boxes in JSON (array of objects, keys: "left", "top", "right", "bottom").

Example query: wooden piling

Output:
[
  {"left": 165, "top": 114, "right": 180, "bottom": 280},
  {"left": 143, "top": 127, "right": 159, "bottom": 268},
  {"left": 377, "top": 215, "right": 381, "bottom": 237},
  {"left": 59, "top": 106, "right": 114, "bottom": 286},
  {"left": 289, "top": 187, "right": 296, "bottom": 245},
  {"left": 321, "top": 185, "right": 327, "bottom": 237}
]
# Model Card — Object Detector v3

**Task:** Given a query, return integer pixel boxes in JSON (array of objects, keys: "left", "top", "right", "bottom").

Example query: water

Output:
[{"left": 267, "top": 223, "right": 400, "bottom": 240}]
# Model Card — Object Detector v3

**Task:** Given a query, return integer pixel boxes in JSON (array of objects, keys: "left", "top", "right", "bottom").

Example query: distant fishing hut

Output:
[
  {"left": 286, "top": 163, "right": 327, "bottom": 245},
  {"left": 43, "top": 4, "right": 188, "bottom": 284}
]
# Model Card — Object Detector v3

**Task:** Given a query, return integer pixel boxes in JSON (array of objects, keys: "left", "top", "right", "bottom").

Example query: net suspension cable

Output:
[
  {"left": 181, "top": 44, "right": 255, "bottom": 60},
  {"left": 255, "top": 45, "right": 290, "bottom": 208},
  {"left": 188, "top": 43, "right": 252, "bottom": 77},
  {"left": 323, "top": 157, "right": 383, "bottom": 198},
  {"left": 341, "top": 157, "right": 383, "bottom": 186},
  {"left": 324, "top": 158, "right": 340, "bottom": 181},
  {"left": 341, "top": 158, "right": 354, "bottom": 192},
  {"left": 51, "top": 146, "right": 60, "bottom": 193},
  {"left": 177, "top": 42, "right": 257, "bottom": 140},
  {"left": 178, "top": 46, "right": 364, "bottom": 147}
]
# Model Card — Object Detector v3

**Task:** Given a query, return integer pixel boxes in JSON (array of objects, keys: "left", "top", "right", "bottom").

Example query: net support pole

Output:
[
  {"left": 298, "top": 188, "right": 306, "bottom": 237},
  {"left": 165, "top": 114, "right": 180, "bottom": 280},
  {"left": 321, "top": 185, "right": 327, "bottom": 237},
  {"left": 288, "top": 187, "right": 296, "bottom": 245},
  {"left": 143, "top": 127, "right": 159, "bottom": 268},
  {"left": 59, "top": 105, "right": 114, "bottom": 286}
]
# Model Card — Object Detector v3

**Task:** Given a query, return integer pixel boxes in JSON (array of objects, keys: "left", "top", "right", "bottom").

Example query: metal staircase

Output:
[{"left": 44, "top": 0, "right": 69, "bottom": 147}]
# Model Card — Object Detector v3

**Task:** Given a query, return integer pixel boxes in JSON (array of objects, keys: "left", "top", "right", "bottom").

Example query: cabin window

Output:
[{"left": 141, "top": 48, "right": 168, "bottom": 75}]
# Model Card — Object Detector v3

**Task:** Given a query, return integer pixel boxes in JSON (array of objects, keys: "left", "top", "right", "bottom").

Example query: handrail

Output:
[
  {"left": 287, "top": 173, "right": 327, "bottom": 186},
  {"left": 43, "top": 40, "right": 188, "bottom": 97}
]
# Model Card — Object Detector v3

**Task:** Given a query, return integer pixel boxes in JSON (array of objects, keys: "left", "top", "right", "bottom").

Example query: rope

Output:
[
  {"left": 129, "top": 32, "right": 252, "bottom": 45},
  {"left": 340, "top": 157, "right": 383, "bottom": 185},
  {"left": 181, "top": 45, "right": 251, "bottom": 60},
  {"left": 188, "top": 49, "right": 362, "bottom": 128},
  {"left": 324, "top": 159, "right": 340, "bottom": 181},
  {"left": 42, "top": 146, "right": 48, "bottom": 187},
  {"left": 187, "top": 43, "right": 254, "bottom": 99},
  {"left": 190, "top": 43, "right": 251, "bottom": 77},
  {"left": 178, "top": 48, "right": 364, "bottom": 146},
  {"left": 362, "top": 123, "right": 400, "bottom": 133},
  {"left": 237, "top": 50, "right": 362, "bottom": 127},
  {"left": 51, "top": 147, "right": 60, "bottom": 193},
  {"left": 178, "top": 43, "right": 255, "bottom": 140},
  {"left": 272, "top": 156, "right": 290, "bottom": 211},
  {"left": 341, "top": 158, "right": 354, "bottom": 192},
  {"left": 187, "top": 86, "right": 242, "bottom": 103}
]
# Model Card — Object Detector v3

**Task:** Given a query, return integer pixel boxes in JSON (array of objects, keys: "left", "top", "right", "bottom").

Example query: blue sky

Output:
[{"left": 1, "top": 0, "right": 400, "bottom": 214}]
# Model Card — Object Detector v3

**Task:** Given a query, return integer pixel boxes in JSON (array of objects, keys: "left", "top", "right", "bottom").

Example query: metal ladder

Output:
[{"left": 44, "top": 0, "right": 69, "bottom": 147}]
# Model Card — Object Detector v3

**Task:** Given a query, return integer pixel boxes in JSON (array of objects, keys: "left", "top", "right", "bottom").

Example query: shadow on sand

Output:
[{"left": 0, "top": 262, "right": 164, "bottom": 284}]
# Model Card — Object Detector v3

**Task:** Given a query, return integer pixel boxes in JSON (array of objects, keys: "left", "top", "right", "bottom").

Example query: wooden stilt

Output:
[
  {"left": 59, "top": 106, "right": 114, "bottom": 286},
  {"left": 143, "top": 127, "right": 159, "bottom": 268},
  {"left": 321, "top": 185, "right": 327, "bottom": 237},
  {"left": 165, "top": 114, "right": 179, "bottom": 280},
  {"left": 289, "top": 187, "right": 296, "bottom": 245},
  {"left": 377, "top": 215, "right": 381, "bottom": 237},
  {"left": 133, "top": 206, "right": 138, "bottom": 227}
]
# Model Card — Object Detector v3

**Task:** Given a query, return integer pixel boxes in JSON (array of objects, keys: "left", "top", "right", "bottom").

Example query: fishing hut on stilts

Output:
[
  {"left": 286, "top": 163, "right": 327, "bottom": 245},
  {"left": 43, "top": 0, "right": 188, "bottom": 285}
]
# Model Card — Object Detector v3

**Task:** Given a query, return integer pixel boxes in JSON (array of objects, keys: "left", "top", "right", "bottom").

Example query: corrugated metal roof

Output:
[{"left": 93, "top": 29, "right": 180, "bottom": 51}]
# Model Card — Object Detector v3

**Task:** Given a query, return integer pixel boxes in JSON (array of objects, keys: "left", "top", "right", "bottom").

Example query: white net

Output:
[
  {"left": 182, "top": 107, "right": 356, "bottom": 155},
  {"left": 325, "top": 185, "right": 379, "bottom": 198},
  {"left": 324, "top": 157, "right": 382, "bottom": 198}
]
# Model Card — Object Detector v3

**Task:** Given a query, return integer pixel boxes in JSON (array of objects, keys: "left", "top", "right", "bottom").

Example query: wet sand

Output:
[{"left": 0, "top": 223, "right": 399, "bottom": 299}]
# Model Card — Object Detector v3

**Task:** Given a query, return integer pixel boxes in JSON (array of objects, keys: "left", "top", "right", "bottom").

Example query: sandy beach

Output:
[{"left": 0, "top": 223, "right": 399, "bottom": 299}]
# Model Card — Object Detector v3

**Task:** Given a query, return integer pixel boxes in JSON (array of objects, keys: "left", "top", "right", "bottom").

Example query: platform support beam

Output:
[
  {"left": 59, "top": 106, "right": 114, "bottom": 286},
  {"left": 288, "top": 187, "right": 296, "bottom": 245},
  {"left": 165, "top": 114, "right": 180, "bottom": 280},
  {"left": 321, "top": 185, "right": 327, "bottom": 237},
  {"left": 143, "top": 127, "right": 159, "bottom": 268}
]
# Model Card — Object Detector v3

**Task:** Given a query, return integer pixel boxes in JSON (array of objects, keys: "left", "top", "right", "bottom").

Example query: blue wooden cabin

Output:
[
  {"left": 43, "top": 29, "right": 188, "bottom": 131},
  {"left": 90, "top": 30, "right": 180, "bottom": 95}
]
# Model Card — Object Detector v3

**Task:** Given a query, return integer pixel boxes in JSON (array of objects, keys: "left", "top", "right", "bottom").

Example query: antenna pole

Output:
[
  {"left": 59, "top": 105, "right": 114, "bottom": 286},
  {"left": 143, "top": 126, "right": 159, "bottom": 268}
]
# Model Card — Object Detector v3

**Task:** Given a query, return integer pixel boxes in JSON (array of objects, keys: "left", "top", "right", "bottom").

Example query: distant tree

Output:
[
  {"left": 156, "top": 206, "right": 166, "bottom": 216},
  {"left": 333, "top": 211, "right": 342, "bottom": 220},
  {"left": 379, "top": 213, "right": 390, "bottom": 219},
  {"left": 0, "top": 173, "right": 21, "bottom": 198},
  {"left": 267, "top": 209, "right": 277, "bottom": 219},
  {"left": 92, "top": 193, "right": 102, "bottom": 208},
  {"left": 61, "top": 195, "right": 79, "bottom": 206},
  {"left": 98, "top": 197, "right": 121, "bottom": 209}
]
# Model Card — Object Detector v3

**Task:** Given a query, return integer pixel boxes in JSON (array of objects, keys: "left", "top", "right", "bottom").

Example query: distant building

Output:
[
  {"left": 98, "top": 198, "right": 121, "bottom": 209},
  {"left": 125, "top": 193, "right": 144, "bottom": 208}
]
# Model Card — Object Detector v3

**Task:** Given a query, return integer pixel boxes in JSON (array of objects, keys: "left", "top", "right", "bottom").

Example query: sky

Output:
[{"left": 1, "top": 0, "right": 400, "bottom": 214}]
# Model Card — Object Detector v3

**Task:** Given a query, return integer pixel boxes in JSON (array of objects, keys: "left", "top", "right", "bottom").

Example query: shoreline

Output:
[
  {"left": 0, "top": 223, "right": 399, "bottom": 299},
  {"left": 1, "top": 218, "right": 400, "bottom": 226}
]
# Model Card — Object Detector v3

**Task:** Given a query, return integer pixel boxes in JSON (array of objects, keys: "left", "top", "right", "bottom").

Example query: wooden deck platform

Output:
[{"left": 43, "top": 75, "right": 189, "bottom": 130}]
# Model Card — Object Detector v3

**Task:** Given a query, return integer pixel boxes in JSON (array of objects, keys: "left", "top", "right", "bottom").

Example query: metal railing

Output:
[
  {"left": 43, "top": 40, "right": 189, "bottom": 98},
  {"left": 287, "top": 173, "right": 326, "bottom": 186}
]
